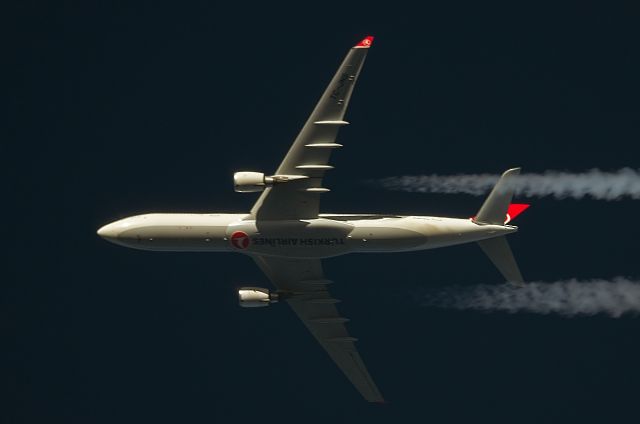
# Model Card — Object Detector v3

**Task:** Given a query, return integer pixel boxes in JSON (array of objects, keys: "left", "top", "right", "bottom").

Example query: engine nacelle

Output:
[
  {"left": 238, "top": 287, "right": 279, "bottom": 308},
  {"left": 233, "top": 172, "right": 309, "bottom": 193},
  {"left": 233, "top": 172, "right": 273, "bottom": 193}
]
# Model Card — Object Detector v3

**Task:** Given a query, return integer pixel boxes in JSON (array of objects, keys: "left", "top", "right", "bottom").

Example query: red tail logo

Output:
[
  {"left": 504, "top": 204, "right": 530, "bottom": 224},
  {"left": 354, "top": 36, "right": 374, "bottom": 48},
  {"left": 230, "top": 231, "right": 250, "bottom": 249}
]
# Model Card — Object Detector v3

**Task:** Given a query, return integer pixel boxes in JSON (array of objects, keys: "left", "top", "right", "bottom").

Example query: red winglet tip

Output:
[{"left": 354, "top": 35, "right": 374, "bottom": 48}]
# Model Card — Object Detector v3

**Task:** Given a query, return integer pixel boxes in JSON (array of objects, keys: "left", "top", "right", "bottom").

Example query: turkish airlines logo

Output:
[{"left": 230, "top": 231, "right": 250, "bottom": 249}]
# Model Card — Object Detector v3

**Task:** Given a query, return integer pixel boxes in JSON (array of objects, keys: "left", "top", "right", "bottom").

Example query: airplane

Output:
[{"left": 97, "top": 35, "right": 529, "bottom": 403}]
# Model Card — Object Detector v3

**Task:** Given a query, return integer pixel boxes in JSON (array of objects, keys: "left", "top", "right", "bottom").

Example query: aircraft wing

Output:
[
  {"left": 250, "top": 36, "right": 373, "bottom": 220},
  {"left": 250, "top": 254, "right": 384, "bottom": 402}
]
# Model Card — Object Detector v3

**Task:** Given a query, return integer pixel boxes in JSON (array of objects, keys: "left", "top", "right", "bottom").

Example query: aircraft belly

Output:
[
  {"left": 118, "top": 225, "right": 231, "bottom": 251},
  {"left": 348, "top": 226, "right": 427, "bottom": 252},
  {"left": 412, "top": 218, "right": 514, "bottom": 248},
  {"left": 226, "top": 219, "right": 354, "bottom": 258},
  {"left": 347, "top": 217, "right": 514, "bottom": 252},
  {"left": 105, "top": 215, "right": 513, "bottom": 255}
]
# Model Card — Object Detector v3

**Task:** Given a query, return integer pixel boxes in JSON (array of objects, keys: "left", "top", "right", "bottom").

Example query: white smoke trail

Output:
[
  {"left": 418, "top": 277, "right": 640, "bottom": 318},
  {"left": 378, "top": 168, "right": 640, "bottom": 200}
]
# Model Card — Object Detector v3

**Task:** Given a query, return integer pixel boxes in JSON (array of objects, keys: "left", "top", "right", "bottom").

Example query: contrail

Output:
[
  {"left": 377, "top": 168, "right": 640, "bottom": 200},
  {"left": 416, "top": 277, "right": 640, "bottom": 318}
]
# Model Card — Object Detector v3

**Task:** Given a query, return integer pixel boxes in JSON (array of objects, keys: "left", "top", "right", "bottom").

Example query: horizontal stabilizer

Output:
[
  {"left": 477, "top": 236, "right": 524, "bottom": 285},
  {"left": 474, "top": 168, "right": 521, "bottom": 225}
]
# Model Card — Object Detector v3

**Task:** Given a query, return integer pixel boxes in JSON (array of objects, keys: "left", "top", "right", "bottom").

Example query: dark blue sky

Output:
[{"left": 6, "top": 2, "right": 640, "bottom": 423}]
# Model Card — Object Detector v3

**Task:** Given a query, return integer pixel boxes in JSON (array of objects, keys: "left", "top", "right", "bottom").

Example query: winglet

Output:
[{"left": 354, "top": 35, "right": 374, "bottom": 49}]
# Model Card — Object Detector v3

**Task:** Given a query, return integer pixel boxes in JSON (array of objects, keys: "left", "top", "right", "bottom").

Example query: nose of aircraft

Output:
[{"left": 97, "top": 222, "right": 120, "bottom": 240}]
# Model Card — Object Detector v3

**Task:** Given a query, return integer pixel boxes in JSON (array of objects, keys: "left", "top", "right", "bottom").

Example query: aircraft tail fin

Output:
[
  {"left": 473, "top": 167, "right": 521, "bottom": 225},
  {"left": 504, "top": 203, "right": 530, "bottom": 224},
  {"left": 477, "top": 236, "right": 524, "bottom": 285},
  {"left": 473, "top": 167, "right": 526, "bottom": 284}
]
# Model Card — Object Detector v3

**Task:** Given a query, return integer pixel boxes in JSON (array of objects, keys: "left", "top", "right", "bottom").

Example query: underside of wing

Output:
[
  {"left": 250, "top": 37, "right": 374, "bottom": 220},
  {"left": 250, "top": 254, "right": 384, "bottom": 402}
]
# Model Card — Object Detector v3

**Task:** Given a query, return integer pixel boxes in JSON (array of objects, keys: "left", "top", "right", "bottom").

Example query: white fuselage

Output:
[{"left": 97, "top": 213, "right": 517, "bottom": 258}]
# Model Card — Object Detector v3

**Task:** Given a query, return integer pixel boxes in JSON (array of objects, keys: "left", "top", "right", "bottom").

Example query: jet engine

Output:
[
  {"left": 233, "top": 172, "right": 273, "bottom": 193},
  {"left": 238, "top": 287, "right": 279, "bottom": 308},
  {"left": 233, "top": 172, "right": 309, "bottom": 193}
]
